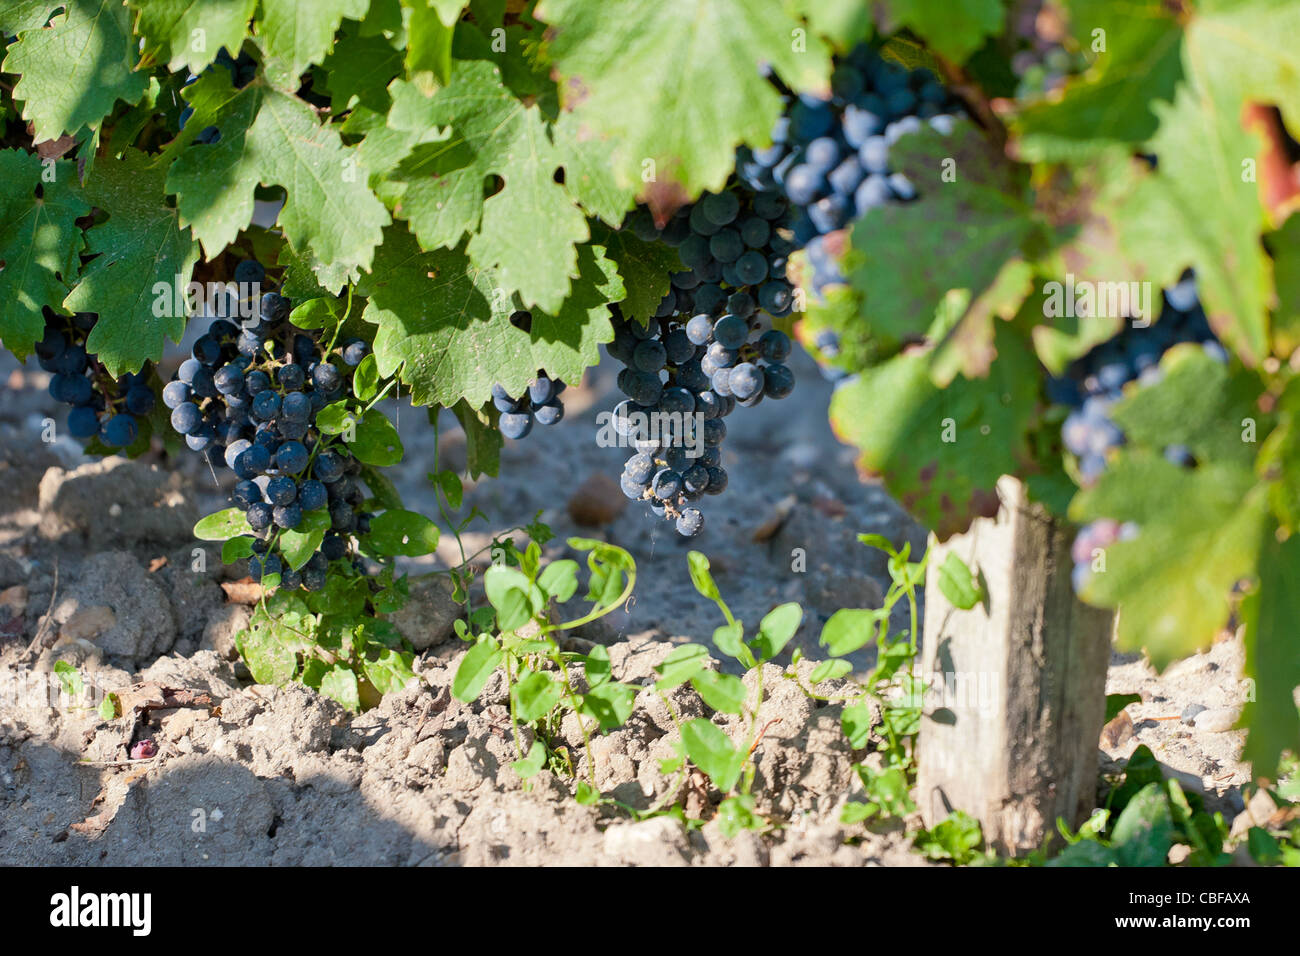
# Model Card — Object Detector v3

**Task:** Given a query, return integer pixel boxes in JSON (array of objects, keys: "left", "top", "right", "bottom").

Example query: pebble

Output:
[
  {"left": 0, "top": 585, "right": 26, "bottom": 615},
  {"left": 60, "top": 605, "right": 117, "bottom": 642},
  {"left": 1180, "top": 702, "right": 1207, "bottom": 725},
  {"left": 567, "top": 472, "right": 626, "bottom": 526},
  {"left": 129, "top": 739, "right": 157, "bottom": 760},
  {"left": 1193, "top": 707, "right": 1240, "bottom": 733}
]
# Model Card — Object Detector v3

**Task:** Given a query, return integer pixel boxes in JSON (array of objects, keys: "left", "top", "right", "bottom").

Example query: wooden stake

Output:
[{"left": 916, "top": 476, "right": 1114, "bottom": 855}]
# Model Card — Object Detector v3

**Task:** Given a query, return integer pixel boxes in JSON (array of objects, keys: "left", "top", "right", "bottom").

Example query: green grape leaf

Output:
[
  {"left": 829, "top": 320, "right": 1041, "bottom": 539},
  {"left": 848, "top": 121, "right": 1038, "bottom": 350},
  {"left": 194, "top": 507, "right": 255, "bottom": 540},
  {"left": 592, "top": 222, "right": 680, "bottom": 324},
  {"left": 1014, "top": 0, "right": 1185, "bottom": 162},
  {"left": 0, "top": 3, "right": 60, "bottom": 32},
  {"left": 167, "top": 70, "right": 390, "bottom": 289},
  {"left": 1189, "top": 0, "right": 1300, "bottom": 124},
  {"left": 1268, "top": 214, "right": 1300, "bottom": 357},
  {"left": 0, "top": 151, "right": 89, "bottom": 357},
  {"left": 63, "top": 151, "right": 199, "bottom": 377},
  {"left": 320, "top": 26, "right": 405, "bottom": 112},
  {"left": 876, "top": 0, "right": 1003, "bottom": 64},
  {"left": 362, "top": 647, "right": 418, "bottom": 696},
  {"left": 130, "top": 0, "right": 257, "bottom": 74},
  {"left": 222, "top": 536, "right": 256, "bottom": 563},
  {"left": 236, "top": 605, "right": 302, "bottom": 685},
  {"left": 795, "top": 0, "right": 874, "bottom": 51},
  {"left": 278, "top": 508, "right": 331, "bottom": 569},
  {"left": 1071, "top": 453, "right": 1267, "bottom": 670},
  {"left": 318, "top": 664, "right": 362, "bottom": 712},
  {"left": 402, "top": 0, "right": 463, "bottom": 92},
  {"left": 448, "top": 399, "right": 502, "bottom": 479},
  {"left": 346, "top": 409, "right": 404, "bottom": 466},
  {"left": 255, "top": 0, "right": 370, "bottom": 81},
  {"left": 1240, "top": 534, "right": 1300, "bottom": 778},
  {"left": 1113, "top": 33, "right": 1272, "bottom": 365},
  {"left": 1109, "top": 346, "right": 1267, "bottom": 469},
  {"left": 363, "top": 225, "right": 617, "bottom": 407},
  {"left": 554, "top": 111, "right": 636, "bottom": 226},
  {"left": 366, "top": 508, "right": 441, "bottom": 556},
  {"left": 384, "top": 64, "right": 590, "bottom": 311},
  {"left": 359, "top": 464, "right": 404, "bottom": 512},
  {"left": 534, "top": 0, "right": 831, "bottom": 196},
  {"left": 3, "top": 0, "right": 149, "bottom": 141},
  {"left": 1110, "top": 782, "right": 1174, "bottom": 867}
]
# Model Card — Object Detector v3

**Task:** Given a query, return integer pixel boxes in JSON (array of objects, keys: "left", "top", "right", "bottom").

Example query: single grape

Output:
[
  {"left": 500, "top": 411, "right": 533, "bottom": 440},
  {"left": 534, "top": 402, "right": 564, "bottom": 426},
  {"left": 675, "top": 508, "right": 704, "bottom": 537},
  {"left": 273, "top": 503, "right": 303, "bottom": 530}
]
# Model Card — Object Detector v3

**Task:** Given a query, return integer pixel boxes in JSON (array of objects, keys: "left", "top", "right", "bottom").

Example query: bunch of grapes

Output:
[
  {"left": 606, "top": 183, "right": 801, "bottom": 536},
  {"left": 736, "top": 44, "right": 962, "bottom": 296},
  {"left": 35, "top": 310, "right": 157, "bottom": 449},
  {"left": 162, "top": 260, "right": 373, "bottom": 591},
  {"left": 607, "top": 306, "right": 794, "bottom": 537},
  {"left": 492, "top": 371, "right": 566, "bottom": 440},
  {"left": 1055, "top": 276, "right": 1226, "bottom": 592},
  {"left": 625, "top": 185, "right": 797, "bottom": 321}
]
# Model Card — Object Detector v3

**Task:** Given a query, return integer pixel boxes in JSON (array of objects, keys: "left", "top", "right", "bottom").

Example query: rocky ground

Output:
[{"left": 0, "top": 345, "right": 1268, "bottom": 866}]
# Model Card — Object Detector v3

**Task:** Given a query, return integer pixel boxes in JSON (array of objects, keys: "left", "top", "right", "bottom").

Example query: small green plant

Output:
[
  {"left": 914, "top": 810, "right": 985, "bottom": 865},
  {"left": 1044, "top": 746, "right": 1232, "bottom": 867},
  {"left": 235, "top": 565, "right": 416, "bottom": 711},
  {"left": 451, "top": 536, "right": 638, "bottom": 784}
]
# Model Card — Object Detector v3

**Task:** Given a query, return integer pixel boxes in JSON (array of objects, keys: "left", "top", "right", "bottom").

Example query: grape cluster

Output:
[
  {"left": 625, "top": 186, "right": 797, "bottom": 321},
  {"left": 736, "top": 44, "right": 962, "bottom": 296},
  {"left": 607, "top": 306, "right": 794, "bottom": 537},
  {"left": 35, "top": 310, "right": 156, "bottom": 449},
  {"left": 492, "top": 372, "right": 566, "bottom": 440},
  {"left": 1054, "top": 276, "right": 1226, "bottom": 592},
  {"left": 162, "top": 261, "right": 373, "bottom": 590}
]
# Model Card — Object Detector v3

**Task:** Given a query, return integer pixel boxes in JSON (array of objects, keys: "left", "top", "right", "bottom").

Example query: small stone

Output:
[
  {"left": 129, "top": 739, "right": 157, "bottom": 760},
  {"left": 388, "top": 573, "right": 461, "bottom": 651},
  {"left": 1181, "top": 702, "right": 1208, "bottom": 725},
  {"left": 1100, "top": 709, "right": 1134, "bottom": 749},
  {"left": 1193, "top": 707, "right": 1240, "bottom": 733},
  {"left": 60, "top": 605, "right": 117, "bottom": 641},
  {"left": 567, "top": 472, "right": 626, "bottom": 526},
  {"left": 0, "top": 585, "right": 26, "bottom": 615},
  {"left": 201, "top": 604, "right": 250, "bottom": 659},
  {"left": 602, "top": 816, "right": 693, "bottom": 866}
]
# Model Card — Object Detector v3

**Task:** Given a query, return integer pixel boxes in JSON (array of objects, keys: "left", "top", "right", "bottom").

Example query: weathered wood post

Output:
[{"left": 916, "top": 476, "right": 1113, "bottom": 855}]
